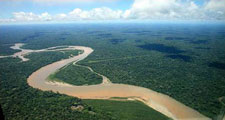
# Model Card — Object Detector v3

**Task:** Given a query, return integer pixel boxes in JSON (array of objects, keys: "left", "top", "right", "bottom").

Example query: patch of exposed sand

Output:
[
  {"left": 0, "top": 43, "right": 80, "bottom": 62},
  {"left": 1, "top": 43, "right": 211, "bottom": 120}
]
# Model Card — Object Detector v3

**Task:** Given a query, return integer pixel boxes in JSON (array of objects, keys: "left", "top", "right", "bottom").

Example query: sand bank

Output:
[{"left": 1, "top": 43, "right": 210, "bottom": 120}]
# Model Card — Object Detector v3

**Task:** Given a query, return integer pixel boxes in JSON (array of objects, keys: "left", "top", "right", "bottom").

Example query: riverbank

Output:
[{"left": 1, "top": 43, "right": 210, "bottom": 120}]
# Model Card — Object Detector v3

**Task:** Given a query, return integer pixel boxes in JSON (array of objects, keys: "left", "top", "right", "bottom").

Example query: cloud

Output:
[
  {"left": 1, "top": 0, "right": 119, "bottom": 3},
  {"left": 68, "top": 7, "right": 122, "bottom": 20},
  {"left": 124, "top": 0, "right": 225, "bottom": 21},
  {"left": 203, "top": 0, "right": 225, "bottom": 20},
  {"left": 205, "top": 0, "right": 225, "bottom": 11},
  {"left": 124, "top": 0, "right": 224, "bottom": 20},
  {"left": 12, "top": 12, "right": 52, "bottom": 21},
  {"left": 1, "top": 0, "right": 225, "bottom": 23},
  {"left": 0, "top": 18, "right": 15, "bottom": 22},
  {"left": 123, "top": 0, "right": 181, "bottom": 19}
]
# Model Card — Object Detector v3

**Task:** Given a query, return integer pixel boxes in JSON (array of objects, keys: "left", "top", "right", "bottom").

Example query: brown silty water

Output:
[{"left": 0, "top": 43, "right": 211, "bottom": 120}]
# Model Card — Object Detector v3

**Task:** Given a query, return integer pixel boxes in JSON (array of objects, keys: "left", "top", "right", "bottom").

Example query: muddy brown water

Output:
[{"left": 1, "top": 43, "right": 211, "bottom": 120}]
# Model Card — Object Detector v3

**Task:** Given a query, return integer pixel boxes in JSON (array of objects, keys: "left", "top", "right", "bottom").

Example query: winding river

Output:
[{"left": 0, "top": 43, "right": 211, "bottom": 120}]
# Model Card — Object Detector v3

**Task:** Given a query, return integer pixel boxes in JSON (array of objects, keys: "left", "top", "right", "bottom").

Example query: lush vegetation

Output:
[
  {"left": 56, "top": 50, "right": 83, "bottom": 57},
  {"left": 0, "top": 44, "right": 167, "bottom": 119},
  {"left": 0, "top": 23, "right": 225, "bottom": 119},
  {"left": 49, "top": 64, "right": 102, "bottom": 85},
  {"left": 0, "top": 52, "right": 111, "bottom": 120},
  {"left": 83, "top": 99, "right": 170, "bottom": 120},
  {"left": 0, "top": 44, "right": 20, "bottom": 56}
]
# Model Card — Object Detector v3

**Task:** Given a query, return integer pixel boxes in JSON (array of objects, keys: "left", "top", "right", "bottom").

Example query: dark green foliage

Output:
[
  {"left": 21, "top": 32, "right": 43, "bottom": 42},
  {"left": 0, "top": 105, "right": 4, "bottom": 120},
  {"left": 222, "top": 99, "right": 225, "bottom": 104},
  {"left": 0, "top": 46, "right": 166, "bottom": 120},
  {"left": 0, "top": 52, "right": 111, "bottom": 120},
  {"left": 0, "top": 23, "right": 225, "bottom": 119},
  {"left": 165, "top": 37, "right": 188, "bottom": 41},
  {"left": 0, "top": 44, "right": 20, "bottom": 55},
  {"left": 84, "top": 99, "right": 170, "bottom": 120},
  {"left": 81, "top": 54, "right": 225, "bottom": 118},
  {"left": 123, "top": 30, "right": 151, "bottom": 35},
  {"left": 208, "top": 62, "right": 225, "bottom": 70},
  {"left": 135, "top": 39, "right": 141, "bottom": 43},
  {"left": 137, "top": 43, "right": 185, "bottom": 54},
  {"left": 110, "top": 38, "right": 126, "bottom": 44},
  {"left": 166, "top": 54, "right": 192, "bottom": 62},
  {"left": 195, "top": 47, "right": 211, "bottom": 50},
  {"left": 190, "top": 40, "right": 208, "bottom": 44},
  {"left": 50, "top": 64, "right": 102, "bottom": 85},
  {"left": 97, "top": 33, "right": 112, "bottom": 38},
  {"left": 60, "top": 50, "right": 83, "bottom": 57}
]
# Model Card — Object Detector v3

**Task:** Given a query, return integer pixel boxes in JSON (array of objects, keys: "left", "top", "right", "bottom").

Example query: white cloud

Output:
[
  {"left": 1, "top": 0, "right": 225, "bottom": 23},
  {"left": 68, "top": 7, "right": 122, "bottom": 20},
  {"left": 124, "top": 0, "right": 181, "bottom": 19},
  {"left": 0, "top": 18, "right": 15, "bottom": 22},
  {"left": 54, "top": 13, "right": 67, "bottom": 20},
  {"left": 205, "top": 0, "right": 225, "bottom": 11},
  {"left": 123, "top": 0, "right": 225, "bottom": 20},
  {"left": 12, "top": 12, "right": 52, "bottom": 21},
  {"left": 4, "top": 0, "right": 118, "bottom": 2},
  {"left": 203, "top": 0, "right": 225, "bottom": 20}
]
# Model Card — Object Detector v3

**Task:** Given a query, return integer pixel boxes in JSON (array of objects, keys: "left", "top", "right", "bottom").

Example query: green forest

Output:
[
  {"left": 49, "top": 64, "right": 102, "bottom": 86},
  {"left": 0, "top": 23, "right": 225, "bottom": 119},
  {"left": 0, "top": 45, "right": 169, "bottom": 120},
  {"left": 83, "top": 99, "right": 170, "bottom": 120}
]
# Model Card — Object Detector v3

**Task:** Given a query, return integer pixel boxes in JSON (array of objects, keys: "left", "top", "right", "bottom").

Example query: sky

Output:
[{"left": 0, "top": 0, "right": 225, "bottom": 24}]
